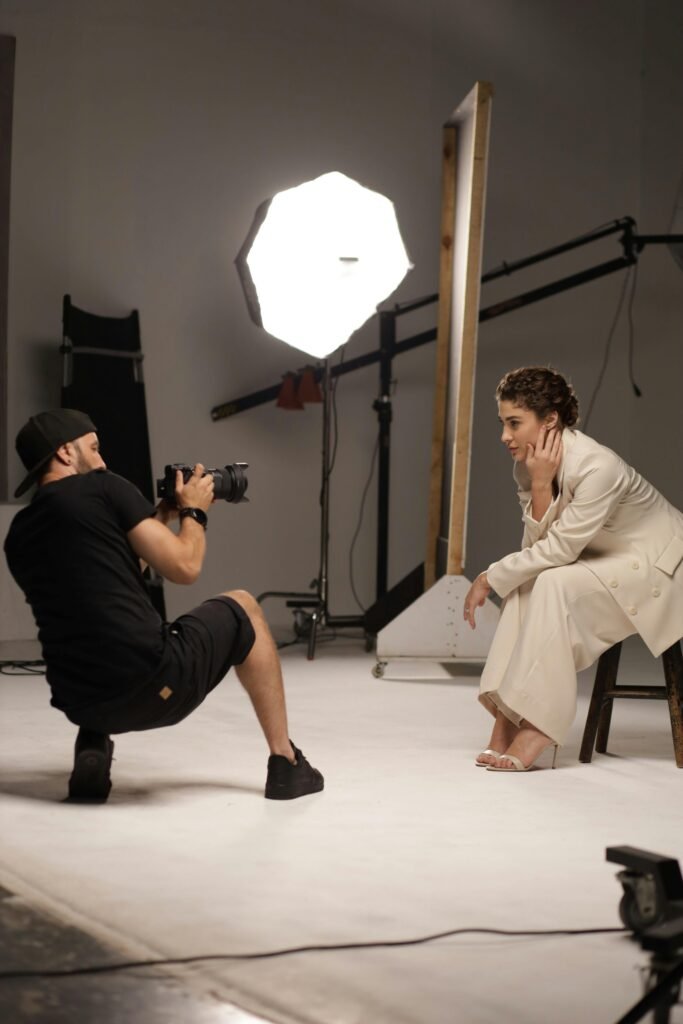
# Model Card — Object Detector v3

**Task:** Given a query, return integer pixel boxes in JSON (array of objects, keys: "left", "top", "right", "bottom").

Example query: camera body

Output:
[{"left": 156, "top": 463, "right": 249, "bottom": 505}]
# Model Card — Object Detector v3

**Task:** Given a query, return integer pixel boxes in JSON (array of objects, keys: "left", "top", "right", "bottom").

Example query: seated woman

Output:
[{"left": 465, "top": 365, "right": 683, "bottom": 772}]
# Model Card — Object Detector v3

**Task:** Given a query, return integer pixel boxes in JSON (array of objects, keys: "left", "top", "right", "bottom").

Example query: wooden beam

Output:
[
  {"left": 447, "top": 82, "right": 493, "bottom": 575},
  {"left": 425, "top": 125, "right": 457, "bottom": 588},
  {"left": 425, "top": 81, "right": 493, "bottom": 586}
]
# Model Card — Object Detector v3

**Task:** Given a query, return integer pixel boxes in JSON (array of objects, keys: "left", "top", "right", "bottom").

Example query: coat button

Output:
[
  {"left": 632, "top": 562, "right": 639, "bottom": 570},
  {"left": 652, "top": 588, "right": 661, "bottom": 598},
  {"left": 628, "top": 606, "right": 637, "bottom": 615},
  {"left": 609, "top": 579, "right": 618, "bottom": 588}
]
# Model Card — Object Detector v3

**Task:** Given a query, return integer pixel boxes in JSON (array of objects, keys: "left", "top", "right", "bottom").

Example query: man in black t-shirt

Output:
[{"left": 5, "top": 409, "right": 323, "bottom": 803}]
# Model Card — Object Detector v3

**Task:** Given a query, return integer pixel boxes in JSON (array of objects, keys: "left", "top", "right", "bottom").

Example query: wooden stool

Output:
[{"left": 579, "top": 640, "right": 683, "bottom": 767}]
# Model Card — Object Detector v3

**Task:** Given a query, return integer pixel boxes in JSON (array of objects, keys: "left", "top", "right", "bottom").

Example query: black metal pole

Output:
[
  {"left": 374, "top": 312, "right": 394, "bottom": 600},
  {"left": 319, "top": 359, "right": 331, "bottom": 617},
  {"left": 481, "top": 217, "right": 636, "bottom": 283}
]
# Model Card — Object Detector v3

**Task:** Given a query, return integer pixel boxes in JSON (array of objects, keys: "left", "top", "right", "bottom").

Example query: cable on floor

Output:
[
  {"left": 0, "top": 660, "right": 45, "bottom": 675},
  {"left": 0, "top": 925, "right": 628, "bottom": 981}
]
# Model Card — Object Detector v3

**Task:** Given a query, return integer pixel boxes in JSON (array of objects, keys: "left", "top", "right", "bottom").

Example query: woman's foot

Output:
[
  {"left": 488, "top": 723, "right": 556, "bottom": 771},
  {"left": 476, "top": 710, "right": 519, "bottom": 766}
]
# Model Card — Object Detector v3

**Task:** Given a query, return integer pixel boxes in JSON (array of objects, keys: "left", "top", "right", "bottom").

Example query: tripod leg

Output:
[
  {"left": 653, "top": 960, "right": 680, "bottom": 1024},
  {"left": 615, "top": 956, "right": 683, "bottom": 1024}
]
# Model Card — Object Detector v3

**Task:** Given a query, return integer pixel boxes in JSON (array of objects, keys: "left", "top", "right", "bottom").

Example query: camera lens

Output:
[{"left": 212, "top": 464, "right": 248, "bottom": 503}]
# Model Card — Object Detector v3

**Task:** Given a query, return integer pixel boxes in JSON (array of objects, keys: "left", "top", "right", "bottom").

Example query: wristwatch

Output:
[{"left": 179, "top": 507, "right": 208, "bottom": 530}]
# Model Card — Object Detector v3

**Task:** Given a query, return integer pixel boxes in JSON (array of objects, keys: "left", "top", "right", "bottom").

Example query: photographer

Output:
[{"left": 4, "top": 409, "right": 323, "bottom": 803}]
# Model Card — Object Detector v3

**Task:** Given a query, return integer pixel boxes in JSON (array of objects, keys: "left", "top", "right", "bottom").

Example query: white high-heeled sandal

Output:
[
  {"left": 475, "top": 748, "right": 502, "bottom": 767},
  {"left": 487, "top": 744, "right": 559, "bottom": 772}
]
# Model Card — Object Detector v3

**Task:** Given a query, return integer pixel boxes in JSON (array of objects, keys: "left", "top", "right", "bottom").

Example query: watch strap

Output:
[{"left": 179, "top": 507, "right": 208, "bottom": 530}]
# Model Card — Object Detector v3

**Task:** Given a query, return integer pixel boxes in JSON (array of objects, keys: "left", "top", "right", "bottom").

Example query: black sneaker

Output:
[
  {"left": 265, "top": 741, "right": 324, "bottom": 800},
  {"left": 67, "top": 728, "right": 114, "bottom": 803}
]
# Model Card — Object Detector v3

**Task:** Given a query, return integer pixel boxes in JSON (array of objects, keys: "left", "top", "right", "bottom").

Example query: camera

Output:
[{"left": 156, "top": 463, "right": 249, "bottom": 504}]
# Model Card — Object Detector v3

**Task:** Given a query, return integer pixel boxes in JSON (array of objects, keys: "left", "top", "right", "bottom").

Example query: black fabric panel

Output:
[
  {"left": 61, "top": 296, "right": 164, "bottom": 617},
  {"left": 62, "top": 296, "right": 152, "bottom": 502}
]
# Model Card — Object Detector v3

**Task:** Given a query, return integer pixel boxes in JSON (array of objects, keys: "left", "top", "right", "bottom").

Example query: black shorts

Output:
[{"left": 71, "top": 596, "right": 256, "bottom": 735}]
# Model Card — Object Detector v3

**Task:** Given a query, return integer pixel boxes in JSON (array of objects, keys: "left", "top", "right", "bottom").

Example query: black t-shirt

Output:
[{"left": 4, "top": 470, "right": 166, "bottom": 713}]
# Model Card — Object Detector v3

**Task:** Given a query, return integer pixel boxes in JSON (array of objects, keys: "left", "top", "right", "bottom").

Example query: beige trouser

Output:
[{"left": 479, "top": 563, "right": 637, "bottom": 745}]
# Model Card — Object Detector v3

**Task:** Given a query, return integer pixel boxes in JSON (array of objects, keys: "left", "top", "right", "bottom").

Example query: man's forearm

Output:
[{"left": 175, "top": 517, "right": 207, "bottom": 582}]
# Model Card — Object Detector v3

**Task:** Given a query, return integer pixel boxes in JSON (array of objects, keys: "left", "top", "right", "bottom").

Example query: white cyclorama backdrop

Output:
[{"left": 1, "top": 0, "right": 682, "bottom": 635}]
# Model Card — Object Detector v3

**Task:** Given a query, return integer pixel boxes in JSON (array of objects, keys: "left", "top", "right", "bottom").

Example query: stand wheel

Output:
[
  {"left": 372, "top": 661, "right": 387, "bottom": 679},
  {"left": 618, "top": 892, "right": 656, "bottom": 932}
]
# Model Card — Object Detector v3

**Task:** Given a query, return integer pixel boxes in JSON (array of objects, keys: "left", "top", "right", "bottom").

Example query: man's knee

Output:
[{"left": 222, "top": 588, "right": 262, "bottom": 622}]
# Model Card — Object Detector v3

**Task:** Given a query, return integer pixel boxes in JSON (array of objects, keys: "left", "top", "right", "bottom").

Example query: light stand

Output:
[
  {"left": 257, "top": 359, "right": 365, "bottom": 658},
  {"left": 234, "top": 171, "right": 411, "bottom": 657}
]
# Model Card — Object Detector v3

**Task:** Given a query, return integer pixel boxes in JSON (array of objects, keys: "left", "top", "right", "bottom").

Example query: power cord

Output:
[
  {"left": 626, "top": 261, "right": 641, "bottom": 398},
  {"left": 276, "top": 629, "right": 368, "bottom": 651},
  {"left": 0, "top": 925, "right": 628, "bottom": 981},
  {"left": 0, "top": 660, "right": 45, "bottom": 675},
  {"left": 325, "top": 345, "right": 345, "bottom": 482},
  {"left": 583, "top": 264, "right": 636, "bottom": 431},
  {"left": 349, "top": 437, "right": 380, "bottom": 612}
]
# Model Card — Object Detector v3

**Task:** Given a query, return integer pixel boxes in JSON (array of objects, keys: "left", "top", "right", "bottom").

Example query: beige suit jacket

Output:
[{"left": 486, "top": 429, "right": 683, "bottom": 657}]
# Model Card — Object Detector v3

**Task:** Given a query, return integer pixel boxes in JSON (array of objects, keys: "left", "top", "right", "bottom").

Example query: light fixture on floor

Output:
[{"left": 235, "top": 170, "right": 411, "bottom": 656}]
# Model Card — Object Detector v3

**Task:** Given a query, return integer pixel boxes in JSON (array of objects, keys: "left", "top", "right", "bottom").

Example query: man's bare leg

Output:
[
  {"left": 224, "top": 589, "right": 295, "bottom": 763},
  {"left": 224, "top": 590, "right": 324, "bottom": 799}
]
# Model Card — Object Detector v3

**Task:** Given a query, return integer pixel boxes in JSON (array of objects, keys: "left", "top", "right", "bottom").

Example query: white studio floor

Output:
[{"left": 0, "top": 634, "right": 681, "bottom": 1024}]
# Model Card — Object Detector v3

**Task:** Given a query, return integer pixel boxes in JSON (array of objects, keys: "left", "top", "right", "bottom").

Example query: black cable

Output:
[
  {"left": 0, "top": 660, "right": 45, "bottom": 675},
  {"left": 326, "top": 346, "right": 345, "bottom": 480},
  {"left": 348, "top": 437, "right": 380, "bottom": 612},
  {"left": 275, "top": 638, "right": 301, "bottom": 651},
  {"left": 277, "top": 629, "right": 367, "bottom": 651},
  {"left": 668, "top": 167, "right": 683, "bottom": 233},
  {"left": 626, "top": 261, "right": 642, "bottom": 397},
  {"left": 583, "top": 265, "right": 634, "bottom": 431},
  {"left": 0, "top": 925, "right": 628, "bottom": 981}
]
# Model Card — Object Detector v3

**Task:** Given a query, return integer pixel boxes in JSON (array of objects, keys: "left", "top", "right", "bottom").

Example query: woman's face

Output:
[{"left": 497, "top": 400, "right": 558, "bottom": 463}]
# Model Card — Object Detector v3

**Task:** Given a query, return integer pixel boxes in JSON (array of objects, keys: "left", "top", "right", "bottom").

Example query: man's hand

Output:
[
  {"left": 128, "top": 467, "right": 212, "bottom": 585},
  {"left": 154, "top": 499, "right": 178, "bottom": 525},
  {"left": 176, "top": 463, "right": 214, "bottom": 513},
  {"left": 525, "top": 425, "right": 563, "bottom": 488},
  {"left": 463, "top": 572, "right": 491, "bottom": 629}
]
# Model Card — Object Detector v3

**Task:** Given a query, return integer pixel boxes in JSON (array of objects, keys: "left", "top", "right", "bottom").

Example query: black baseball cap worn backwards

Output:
[{"left": 14, "top": 409, "right": 97, "bottom": 498}]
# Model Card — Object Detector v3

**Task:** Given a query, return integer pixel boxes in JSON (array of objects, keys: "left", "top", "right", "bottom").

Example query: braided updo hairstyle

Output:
[{"left": 495, "top": 366, "right": 579, "bottom": 428}]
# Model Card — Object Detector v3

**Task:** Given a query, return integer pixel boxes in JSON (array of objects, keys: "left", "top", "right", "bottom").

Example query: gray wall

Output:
[{"left": 2, "top": 0, "right": 682, "bottom": 637}]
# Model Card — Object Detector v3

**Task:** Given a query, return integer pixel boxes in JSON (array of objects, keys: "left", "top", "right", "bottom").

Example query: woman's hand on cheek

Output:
[{"left": 526, "top": 425, "right": 563, "bottom": 488}]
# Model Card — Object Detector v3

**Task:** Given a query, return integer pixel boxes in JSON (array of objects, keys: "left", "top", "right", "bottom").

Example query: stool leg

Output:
[
  {"left": 661, "top": 641, "right": 683, "bottom": 768},
  {"left": 580, "top": 642, "right": 621, "bottom": 762},
  {"left": 595, "top": 695, "right": 616, "bottom": 754}
]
